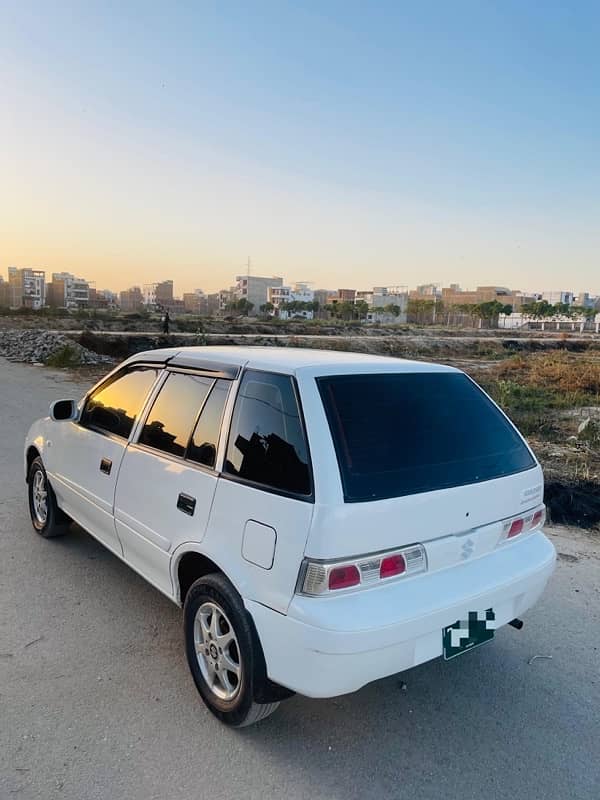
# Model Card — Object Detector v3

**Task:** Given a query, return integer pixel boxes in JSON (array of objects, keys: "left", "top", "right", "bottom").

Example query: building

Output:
[
  {"left": 218, "top": 288, "right": 237, "bottom": 312},
  {"left": 183, "top": 292, "right": 201, "bottom": 313},
  {"left": 206, "top": 293, "right": 221, "bottom": 316},
  {"left": 7, "top": 267, "right": 46, "bottom": 309},
  {"left": 235, "top": 275, "right": 283, "bottom": 312},
  {"left": 312, "top": 289, "right": 336, "bottom": 313},
  {"left": 335, "top": 288, "right": 357, "bottom": 303},
  {"left": 267, "top": 282, "right": 315, "bottom": 319},
  {"left": 119, "top": 286, "right": 144, "bottom": 312},
  {"left": 183, "top": 289, "right": 208, "bottom": 314},
  {"left": 540, "top": 291, "right": 575, "bottom": 306},
  {"left": 91, "top": 289, "right": 118, "bottom": 310},
  {"left": 409, "top": 283, "right": 441, "bottom": 299},
  {"left": 575, "top": 292, "right": 596, "bottom": 308},
  {"left": 143, "top": 280, "right": 174, "bottom": 309},
  {"left": 371, "top": 286, "right": 408, "bottom": 312},
  {"left": 0, "top": 276, "right": 10, "bottom": 307},
  {"left": 440, "top": 285, "right": 533, "bottom": 311},
  {"left": 46, "top": 272, "right": 89, "bottom": 309}
]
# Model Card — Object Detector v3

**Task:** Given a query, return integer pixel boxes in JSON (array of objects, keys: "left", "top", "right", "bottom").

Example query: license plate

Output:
[{"left": 443, "top": 609, "right": 495, "bottom": 660}]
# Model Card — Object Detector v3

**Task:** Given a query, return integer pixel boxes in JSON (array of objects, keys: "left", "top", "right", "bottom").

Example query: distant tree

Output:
[
  {"left": 260, "top": 302, "right": 274, "bottom": 314},
  {"left": 235, "top": 298, "right": 254, "bottom": 315},
  {"left": 521, "top": 300, "right": 554, "bottom": 319},
  {"left": 407, "top": 298, "right": 438, "bottom": 324},
  {"left": 354, "top": 299, "right": 369, "bottom": 320}
]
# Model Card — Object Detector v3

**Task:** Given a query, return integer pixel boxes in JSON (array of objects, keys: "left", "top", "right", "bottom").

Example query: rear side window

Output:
[
  {"left": 318, "top": 372, "right": 535, "bottom": 503},
  {"left": 139, "top": 372, "right": 213, "bottom": 457},
  {"left": 81, "top": 367, "right": 158, "bottom": 439},
  {"left": 224, "top": 370, "right": 311, "bottom": 497},
  {"left": 187, "top": 379, "right": 230, "bottom": 468}
]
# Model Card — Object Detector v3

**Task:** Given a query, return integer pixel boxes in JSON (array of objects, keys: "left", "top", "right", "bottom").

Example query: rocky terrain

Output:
[{"left": 0, "top": 329, "right": 114, "bottom": 366}]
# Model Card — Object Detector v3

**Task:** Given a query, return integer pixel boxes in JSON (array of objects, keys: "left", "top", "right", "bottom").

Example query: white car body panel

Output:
[
  {"left": 43, "top": 420, "right": 127, "bottom": 556},
  {"left": 24, "top": 346, "right": 556, "bottom": 699},
  {"left": 113, "top": 444, "right": 220, "bottom": 596}
]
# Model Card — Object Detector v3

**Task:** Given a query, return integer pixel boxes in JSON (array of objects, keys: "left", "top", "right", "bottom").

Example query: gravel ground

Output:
[{"left": 1, "top": 358, "right": 599, "bottom": 800}]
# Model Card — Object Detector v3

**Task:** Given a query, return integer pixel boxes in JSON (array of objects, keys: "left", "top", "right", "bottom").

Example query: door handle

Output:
[
  {"left": 177, "top": 493, "right": 196, "bottom": 516},
  {"left": 100, "top": 458, "right": 112, "bottom": 475}
]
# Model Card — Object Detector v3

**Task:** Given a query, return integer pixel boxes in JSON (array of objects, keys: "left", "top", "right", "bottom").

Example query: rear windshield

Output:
[{"left": 317, "top": 372, "right": 536, "bottom": 503}]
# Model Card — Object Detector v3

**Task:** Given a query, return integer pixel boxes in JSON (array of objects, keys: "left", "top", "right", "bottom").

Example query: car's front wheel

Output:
[
  {"left": 28, "top": 456, "right": 70, "bottom": 538},
  {"left": 183, "top": 573, "right": 281, "bottom": 727}
]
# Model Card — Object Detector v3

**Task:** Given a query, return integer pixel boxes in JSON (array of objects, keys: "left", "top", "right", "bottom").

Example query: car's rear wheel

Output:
[
  {"left": 183, "top": 573, "right": 281, "bottom": 727},
  {"left": 28, "top": 457, "right": 70, "bottom": 538}
]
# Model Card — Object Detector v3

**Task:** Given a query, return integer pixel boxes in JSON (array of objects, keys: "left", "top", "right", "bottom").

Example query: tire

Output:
[
  {"left": 183, "top": 573, "right": 281, "bottom": 727},
  {"left": 27, "top": 457, "right": 70, "bottom": 538}
]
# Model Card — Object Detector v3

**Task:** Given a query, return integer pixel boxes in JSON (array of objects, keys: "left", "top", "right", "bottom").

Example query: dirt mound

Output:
[{"left": 545, "top": 480, "right": 600, "bottom": 530}]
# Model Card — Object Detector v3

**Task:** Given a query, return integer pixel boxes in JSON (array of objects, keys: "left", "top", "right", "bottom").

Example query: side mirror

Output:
[{"left": 49, "top": 399, "right": 78, "bottom": 421}]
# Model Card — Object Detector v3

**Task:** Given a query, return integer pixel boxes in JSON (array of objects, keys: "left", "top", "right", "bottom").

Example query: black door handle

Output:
[
  {"left": 100, "top": 458, "right": 112, "bottom": 475},
  {"left": 177, "top": 493, "right": 196, "bottom": 516}
]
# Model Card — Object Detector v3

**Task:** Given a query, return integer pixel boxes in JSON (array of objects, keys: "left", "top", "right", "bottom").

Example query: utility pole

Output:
[{"left": 246, "top": 256, "right": 251, "bottom": 277}]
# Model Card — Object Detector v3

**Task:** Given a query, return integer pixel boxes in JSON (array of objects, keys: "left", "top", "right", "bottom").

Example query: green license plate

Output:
[{"left": 443, "top": 609, "right": 495, "bottom": 660}]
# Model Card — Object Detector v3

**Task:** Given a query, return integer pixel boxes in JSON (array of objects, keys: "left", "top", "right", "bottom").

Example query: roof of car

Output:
[{"left": 128, "top": 345, "right": 458, "bottom": 376}]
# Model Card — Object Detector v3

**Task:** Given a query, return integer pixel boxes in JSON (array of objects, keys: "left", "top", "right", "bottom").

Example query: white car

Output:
[{"left": 25, "top": 346, "right": 556, "bottom": 726}]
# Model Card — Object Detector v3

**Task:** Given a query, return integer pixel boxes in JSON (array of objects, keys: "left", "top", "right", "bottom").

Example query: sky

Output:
[{"left": 1, "top": 1, "right": 599, "bottom": 295}]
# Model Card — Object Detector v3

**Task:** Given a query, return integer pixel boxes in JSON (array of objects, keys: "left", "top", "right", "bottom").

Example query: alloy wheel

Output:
[
  {"left": 32, "top": 469, "right": 48, "bottom": 525},
  {"left": 193, "top": 601, "right": 242, "bottom": 701}
]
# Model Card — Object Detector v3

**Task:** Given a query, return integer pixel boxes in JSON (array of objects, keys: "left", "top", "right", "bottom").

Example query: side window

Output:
[
  {"left": 139, "top": 372, "right": 214, "bottom": 457},
  {"left": 187, "top": 379, "right": 230, "bottom": 468},
  {"left": 224, "top": 370, "right": 311, "bottom": 496},
  {"left": 81, "top": 367, "right": 158, "bottom": 439}
]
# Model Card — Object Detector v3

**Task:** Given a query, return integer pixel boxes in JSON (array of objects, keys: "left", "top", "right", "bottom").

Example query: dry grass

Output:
[{"left": 493, "top": 351, "right": 600, "bottom": 397}]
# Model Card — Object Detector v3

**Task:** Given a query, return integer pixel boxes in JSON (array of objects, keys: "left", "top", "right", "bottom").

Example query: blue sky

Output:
[{"left": 1, "top": 1, "right": 599, "bottom": 293}]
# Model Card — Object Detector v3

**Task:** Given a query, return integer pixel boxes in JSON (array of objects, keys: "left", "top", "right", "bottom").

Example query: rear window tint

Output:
[{"left": 317, "top": 372, "right": 535, "bottom": 503}]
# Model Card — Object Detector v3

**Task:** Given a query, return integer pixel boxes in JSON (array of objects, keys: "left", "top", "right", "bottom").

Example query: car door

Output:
[
  {"left": 48, "top": 365, "right": 160, "bottom": 555},
  {"left": 114, "top": 370, "right": 232, "bottom": 596}
]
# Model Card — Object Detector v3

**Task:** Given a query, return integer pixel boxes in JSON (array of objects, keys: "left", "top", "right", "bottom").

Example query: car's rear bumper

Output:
[{"left": 246, "top": 531, "right": 556, "bottom": 698}]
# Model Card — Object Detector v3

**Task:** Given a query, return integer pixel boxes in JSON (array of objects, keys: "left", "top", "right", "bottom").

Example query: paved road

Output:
[{"left": 1, "top": 358, "right": 598, "bottom": 800}]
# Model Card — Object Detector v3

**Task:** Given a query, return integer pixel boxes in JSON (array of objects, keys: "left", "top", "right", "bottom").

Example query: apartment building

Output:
[
  {"left": 119, "top": 286, "right": 144, "bottom": 312},
  {"left": 267, "top": 282, "right": 315, "bottom": 319},
  {"left": 143, "top": 280, "right": 174, "bottom": 309},
  {"left": 46, "top": 272, "right": 90, "bottom": 309},
  {"left": 235, "top": 275, "right": 283, "bottom": 312},
  {"left": 8, "top": 267, "right": 46, "bottom": 309}
]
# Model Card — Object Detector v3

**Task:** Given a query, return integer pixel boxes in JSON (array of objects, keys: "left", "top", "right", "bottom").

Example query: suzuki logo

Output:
[{"left": 461, "top": 538, "right": 475, "bottom": 560}]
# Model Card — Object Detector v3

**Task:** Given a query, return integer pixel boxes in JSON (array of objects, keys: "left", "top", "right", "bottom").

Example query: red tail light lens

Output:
[
  {"left": 299, "top": 544, "right": 427, "bottom": 596},
  {"left": 531, "top": 510, "right": 543, "bottom": 527},
  {"left": 507, "top": 518, "right": 524, "bottom": 538},
  {"left": 328, "top": 564, "right": 360, "bottom": 590},
  {"left": 380, "top": 553, "right": 406, "bottom": 579}
]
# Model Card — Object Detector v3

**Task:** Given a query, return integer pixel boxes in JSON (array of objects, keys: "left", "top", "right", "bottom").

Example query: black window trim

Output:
[
  {"left": 131, "top": 367, "right": 234, "bottom": 473},
  {"left": 79, "top": 364, "right": 163, "bottom": 442},
  {"left": 220, "top": 367, "right": 315, "bottom": 503}
]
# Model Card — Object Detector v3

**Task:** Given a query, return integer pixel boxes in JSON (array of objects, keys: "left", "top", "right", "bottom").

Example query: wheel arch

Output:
[
  {"left": 172, "top": 547, "right": 242, "bottom": 607},
  {"left": 25, "top": 445, "right": 41, "bottom": 482}
]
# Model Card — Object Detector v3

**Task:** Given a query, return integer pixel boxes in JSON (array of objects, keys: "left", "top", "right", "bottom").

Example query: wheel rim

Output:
[
  {"left": 32, "top": 469, "right": 48, "bottom": 525},
  {"left": 193, "top": 601, "right": 242, "bottom": 701}
]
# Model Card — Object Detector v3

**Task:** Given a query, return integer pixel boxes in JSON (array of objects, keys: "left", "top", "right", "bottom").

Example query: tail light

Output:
[
  {"left": 298, "top": 544, "right": 426, "bottom": 596},
  {"left": 500, "top": 504, "right": 546, "bottom": 543}
]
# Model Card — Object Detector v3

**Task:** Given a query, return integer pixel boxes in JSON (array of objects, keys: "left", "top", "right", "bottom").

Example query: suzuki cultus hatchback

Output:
[{"left": 25, "top": 347, "right": 556, "bottom": 726}]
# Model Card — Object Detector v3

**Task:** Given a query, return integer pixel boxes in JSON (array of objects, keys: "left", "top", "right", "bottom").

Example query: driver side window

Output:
[{"left": 81, "top": 367, "right": 159, "bottom": 439}]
